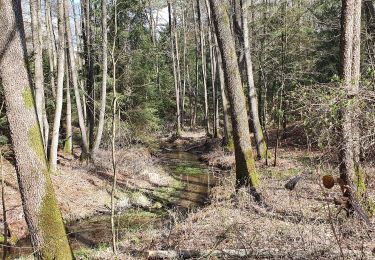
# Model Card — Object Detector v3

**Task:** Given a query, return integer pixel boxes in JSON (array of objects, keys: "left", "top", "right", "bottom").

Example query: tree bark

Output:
[
  {"left": 0, "top": 0, "right": 73, "bottom": 258},
  {"left": 64, "top": 56, "right": 73, "bottom": 155},
  {"left": 45, "top": 0, "right": 57, "bottom": 99},
  {"left": 92, "top": 0, "right": 108, "bottom": 156},
  {"left": 49, "top": 0, "right": 66, "bottom": 170},
  {"left": 30, "top": 0, "right": 49, "bottom": 150},
  {"left": 209, "top": 0, "right": 259, "bottom": 189},
  {"left": 339, "top": 0, "right": 363, "bottom": 199},
  {"left": 240, "top": 0, "right": 266, "bottom": 159},
  {"left": 82, "top": 0, "right": 95, "bottom": 150},
  {"left": 191, "top": 0, "right": 199, "bottom": 128},
  {"left": 65, "top": 0, "right": 90, "bottom": 155},
  {"left": 216, "top": 40, "right": 230, "bottom": 145},
  {"left": 168, "top": 1, "right": 181, "bottom": 136},
  {"left": 205, "top": 0, "right": 219, "bottom": 138},
  {"left": 197, "top": 0, "right": 210, "bottom": 135}
]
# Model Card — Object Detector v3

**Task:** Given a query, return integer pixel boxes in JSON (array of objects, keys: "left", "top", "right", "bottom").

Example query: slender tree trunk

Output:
[
  {"left": 0, "top": 0, "right": 73, "bottom": 257},
  {"left": 173, "top": 2, "right": 182, "bottom": 132},
  {"left": 110, "top": 0, "right": 118, "bottom": 253},
  {"left": 49, "top": 0, "right": 66, "bottom": 170},
  {"left": 169, "top": 1, "right": 181, "bottom": 136},
  {"left": 182, "top": 8, "right": 187, "bottom": 126},
  {"left": 205, "top": 0, "right": 219, "bottom": 137},
  {"left": 214, "top": 47, "right": 220, "bottom": 138},
  {"left": 110, "top": 97, "right": 118, "bottom": 254},
  {"left": 217, "top": 44, "right": 230, "bottom": 145},
  {"left": 339, "top": 0, "right": 363, "bottom": 199},
  {"left": 273, "top": 2, "right": 287, "bottom": 167},
  {"left": 72, "top": 0, "right": 82, "bottom": 69},
  {"left": 82, "top": 0, "right": 95, "bottom": 150},
  {"left": 45, "top": 0, "right": 57, "bottom": 99},
  {"left": 64, "top": 57, "right": 73, "bottom": 155},
  {"left": 209, "top": 0, "right": 259, "bottom": 189},
  {"left": 75, "top": 0, "right": 88, "bottom": 122},
  {"left": 65, "top": 0, "right": 90, "bottom": 155},
  {"left": 240, "top": 0, "right": 266, "bottom": 159},
  {"left": 197, "top": 0, "right": 210, "bottom": 135},
  {"left": 192, "top": 0, "right": 199, "bottom": 128},
  {"left": 1, "top": 152, "right": 9, "bottom": 260},
  {"left": 92, "top": 0, "right": 108, "bottom": 156},
  {"left": 30, "top": 0, "right": 48, "bottom": 150}
]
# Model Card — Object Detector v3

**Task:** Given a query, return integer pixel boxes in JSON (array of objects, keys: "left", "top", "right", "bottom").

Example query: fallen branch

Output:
[{"left": 146, "top": 248, "right": 373, "bottom": 259}]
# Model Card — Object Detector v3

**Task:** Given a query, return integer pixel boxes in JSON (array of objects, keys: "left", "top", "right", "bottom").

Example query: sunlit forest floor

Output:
[{"left": 2, "top": 126, "right": 375, "bottom": 259}]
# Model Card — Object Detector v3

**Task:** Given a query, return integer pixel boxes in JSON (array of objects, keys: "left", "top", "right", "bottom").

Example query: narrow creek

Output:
[{"left": 8, "top": 150, "right": 219, "bottom": 258}]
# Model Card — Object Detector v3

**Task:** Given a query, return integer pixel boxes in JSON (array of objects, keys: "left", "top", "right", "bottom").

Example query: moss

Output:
[
  {"left": 39, "top": 177, "right": 73, "bottom": 259},
  {"left": 74, "top": 248, "right": 91, "bottom": 259},
  {"left": 244, "top": 149, "right": 259, "bottom": 187},
  {"left": 152, "top": 179, "right": 184, "bottom": 203},
  {"left": 173, "top": 164, "right": 204, "bottom": 176},
  {"left": 63, "top": 139, "right": 72, "bottom": 154},
  {"left": 367, "top": 199, "right": 375, "bottom": 217},
  {"left": 260, "top": 140, "right": 268, "bottom": 160},
  {"left": 354, "top": 165, "right": 366, "bottom": 199},
  {"left": 225, "top": 138, "right": 235, "bottom": 152},
  {"left": 28, "top": 124, "right": 45, "bottom": 161},
  {"left": 0, "top": 234, "right": 17, "bottom": 245},
  {"left": 22, "top": 88, "right": 34, "bottom": 109}
]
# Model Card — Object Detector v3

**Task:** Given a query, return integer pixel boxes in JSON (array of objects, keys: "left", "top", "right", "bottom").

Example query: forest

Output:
[{"left": 0, "top": 0, "right": 375, "bottom": 259}]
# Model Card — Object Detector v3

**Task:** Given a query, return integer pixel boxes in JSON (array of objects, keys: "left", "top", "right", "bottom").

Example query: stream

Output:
[{"left": 8, "top": 150, "right": 218, "bottom": 258}]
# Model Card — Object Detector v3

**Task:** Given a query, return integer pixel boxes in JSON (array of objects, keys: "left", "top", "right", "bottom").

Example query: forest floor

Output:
[
  {"left": 0, "top": 144, "right": 180, "bottom": 252},
  {"left": 79, "top": 127, "right": 375, "bottom": 259},
  {"left": 2, "top": 125, "right": 375, "bottom": 259}
]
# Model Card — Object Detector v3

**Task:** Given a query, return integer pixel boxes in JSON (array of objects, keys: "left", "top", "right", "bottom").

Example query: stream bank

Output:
[{"left": 3, "top": 134, "right": 222, "bottom": 259}]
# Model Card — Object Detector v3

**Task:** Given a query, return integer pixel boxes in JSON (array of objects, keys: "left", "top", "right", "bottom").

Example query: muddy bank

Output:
[
  {"left": 2, "top": 135, "right": 223, "bottom": 258},
  {"left": 0, "top": 146, "right": 175, "bottom": 242}
]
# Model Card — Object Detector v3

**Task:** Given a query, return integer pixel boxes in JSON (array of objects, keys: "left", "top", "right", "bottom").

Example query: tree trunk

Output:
[
  {"left": 339, "top": 0, "right": 363, "bottom": 199},
  {"left": 65, "top": 0, "right": 90, "bottom": 156},
  {"left": 209, "top": 0, "right": 259, "bottom": 189},
  {"left": 205, "top": 0, "right": 219, "bottom": 138},
  {"left": 82, "top": 0, "right": 95, "bottom": 150},
  {"left": 182, "top": 8, "right": 187, "bottom": 127},
  {"left": 92, "top": 0, "right": 108, "bottom": 156},
  {"left": 240, "top": 0, "right": 266, "bottom": 159},
  {"left": 64, "top": 57, "right": 73, "bottom": 155},
  {"left": 45, "top": 0, "right": 57, "bottom": 99},
  {"left": 168, "top": 1, "right": 181, "bottom": 136},
  {"left": 216, "top": 41, "right": 230, "bottom": 145},
  {"left": 30, "top": 0, "right": 48, "bottom": 150},
  {"left": 192, "top": 0, "right": 199, "bottom": 128},
  {"left": 0, "top": 0, "right": 73, "bottom": 258},
  {"left": 72, "top": 0, "right": 83, "bottom": 69},
  {"left": 49, "top": 0, "right": 66, "bottom": 170},
  {"left": 197, "top": 0, "right": 210, "bottom": 135}
]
